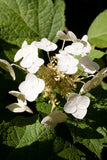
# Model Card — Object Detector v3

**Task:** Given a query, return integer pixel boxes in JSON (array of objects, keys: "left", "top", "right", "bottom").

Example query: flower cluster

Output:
[
  {"left": 5, "top": 38, "right": 58, "bottom": 113},
  {"left": 56, "top": 31, "right": 99, "bottom": 75},
  {"left": 4, "top": 30, "right": 106, "bottom": 130}
]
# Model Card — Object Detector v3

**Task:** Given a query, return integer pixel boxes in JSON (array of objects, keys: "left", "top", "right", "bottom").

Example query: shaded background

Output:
[{"left": 65, "top": 0, "right": 107, "bottom": 38}]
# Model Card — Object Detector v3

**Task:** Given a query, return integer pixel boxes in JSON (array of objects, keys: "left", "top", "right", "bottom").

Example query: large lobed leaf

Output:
[
  {"left": 0, "top": 0, "right": 65, "bottom": 47},
  {"left": 0, "top": 116, "right": 56, "bottom": 160},
  {"left": 88, "top": 10, "right": 107, "bottom": 48}
]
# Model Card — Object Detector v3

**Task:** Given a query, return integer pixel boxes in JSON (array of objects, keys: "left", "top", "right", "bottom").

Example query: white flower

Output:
[
  {"left": 64, "top": 93, "right": 90, "bottom": 119},
  {"left": 20, "top": 53, "right": 44, "bottom": 73},
  {"left": 14, "top": 41, "right": 38, "bottom": 62},
  {"left": 56, "top": 52, "right": 79, "bottom": 74},
  {"left": 64, "top": 35, "right": 91, "bottom": 56},
  {"left": 56, "top": 30, "right": 77, "bottom": 42},
  {"left": 6, "top": 91, "right": 33, "bottom": 113},
  {"left": 19, "top": 73, "right": 45, "bottom": 102},
  {"left": 79, "top": 56, "right": 100, "bottom": 74},
  {"left": 65, "top": 42, "right": 84, "bottom": 56},
  {"left": 33, "top": 38, "right": 57, "bottom": 52},
  {"left": 80, "top": 67, "right": 107, "bottom": 94},
  {"left": 41, "top": 110, "right": 67, "bottom": 129}
]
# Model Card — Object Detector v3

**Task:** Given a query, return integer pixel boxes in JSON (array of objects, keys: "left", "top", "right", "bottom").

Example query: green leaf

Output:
[
  {"left": 88, "top": 48, "right": 106, "bottom": 60},
  {"left": 0, "top": 116, "right": 56, "bottom": 160},
  {"left": 36, "top": 95, "right": 52, "bottom": 116},
  {"left": 88, "top": 10, "right": 107, "bottom": 48},
  {"left": 0, "top": 0, "right": 65, "bottom": 46},
  {"left": 58, "top": 145, "right": 86, "bottom": 160}
]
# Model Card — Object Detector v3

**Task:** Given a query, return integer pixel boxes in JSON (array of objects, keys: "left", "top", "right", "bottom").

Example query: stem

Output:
[
  {"left": 47, "top": 51, "right": 51, "bottom": 62},
  {"left": 62, "top": 40, "right": 65, "bottom": 50},
  {"left": 80, "top": 75, "right": 94, "bottom": 80},
  {"left": 11, "top": 63, "right": 27, "bottom": 72}
]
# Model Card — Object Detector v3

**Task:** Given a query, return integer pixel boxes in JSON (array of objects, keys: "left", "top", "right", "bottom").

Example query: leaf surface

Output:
[
  {"left": 0, "top": 0, "right": 65, "bottom": 46},
  {"left": 88, "top": 10, "right": 107, "bottom": 48}
]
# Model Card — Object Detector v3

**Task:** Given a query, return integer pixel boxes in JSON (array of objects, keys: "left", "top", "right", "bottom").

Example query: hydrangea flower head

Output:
[
  {"left": 19, "top": 73, "right": 45, "bottom": 102},
  {"left": 33, "top": 38, "right": 57, "bottom": 52},
  {"left": 14, "top": 41, "right": 38, "bottom": 62},
  {"left": 64, "top": 93, "right": 90, "bottom": 119},
  {"left": 41, "top": 110, "right": 67, "bottom": 129},
  {"left": 6, "top": 91, "right": 33, "bottom": 113}
]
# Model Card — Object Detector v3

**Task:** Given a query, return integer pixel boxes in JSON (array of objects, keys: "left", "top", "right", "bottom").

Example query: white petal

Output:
[
  {"left": 56, "top": 31, "right": 68, "bottom": 40},
  {"left": 79, "top": 56, "right": 100, "bottom": 74},
  {"left": 65, "top": 66, "right": 78, "bottom": 74},
  {"left": 25, "top": 92, "right": 39, "bottom": 102},
  {"left": 57, "top": 64, "right": 68, "bottom": 72},
  {"left": 34, "top": 38, "right": 57, "bottom": 51},
  {"left": 25, "top": 73, "right": 38, "bottom": 83},
  {"left": 82, "top": 35, "right": 88, "bottom": 41},
  {"left": 14, "top": 42, "right": 38, "bottom": 62},
  {"left": 41, "top": 110, "right": 67, "bottom": 129},
  {"left": 9, "top": 91, "right": 26, "bottom": 105},
  {"left": 14, "top": 49, "right": 24, "bottom": 62},
  {"left": 37, "top": 78, "right": 45, "bottom": 93},
  {"left": 6, "top": 103, "right": 26, "bottom": 113},
  {"left": 22, "top": 41, "right": 28, "bottom": 48},
  {"left": 64, "top": 93, "right": 79, "bottom": 113},
  {"left": 19, "top": 81, "right": 30, "bottom": 96},
  {"left": 67, "top": 93, "right": 79, "bottom": 102},
  {"left": 77, "top": 95, "right": 90, "bottom": 109},
  {"left": 20, "top": 54, "right": 36, "bottom": 68},
  {"left": 72, "top": 108, "right": 87, "bottom": 119},
  {"left": 41, "top": 116, "right": 57, "bottom": 129},
  {"left": 25, "top": 106, "right": 33, "bottom": 114},
  {"left": 67, "top": 31, "right": 77, "bottom": 42},
  {"left": 0, "top": 59, "right": 16, "bottom": 80},
  {"left": 49, "top": 110, "right": 67, "bottom": 123},
  {"left": 64, "top": 101, "right": 77, "bottom": 114},
  {"left": 27, "top": 65, "right": 40, "bottom": 73}
]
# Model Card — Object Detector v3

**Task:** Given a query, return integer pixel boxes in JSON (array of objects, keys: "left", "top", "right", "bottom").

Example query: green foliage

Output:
[
  {"left": 88, "top": 48, "right": 107, "bottom": 60},
  {"left": 0, "top": 0, "right": 107, "bottom": 159},
  {"left": 0, "top": 0, "right": 65, "bottom": 47},
  {"left": 58, "top": 145, "right": 86, "bottom": 160},
  {"left": 0, "top": 116, "right": 56, "bottom": 160},
  {"left": 88, "top": 9, "right": 107, "bottom": 48},
  {"left": 36, "top": 95, "right": 52, "bottom": 116}
]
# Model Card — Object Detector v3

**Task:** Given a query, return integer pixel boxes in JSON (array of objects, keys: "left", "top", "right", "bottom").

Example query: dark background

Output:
[{"left": 65, "top": 0, "right": 107, "bottom": 38}]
